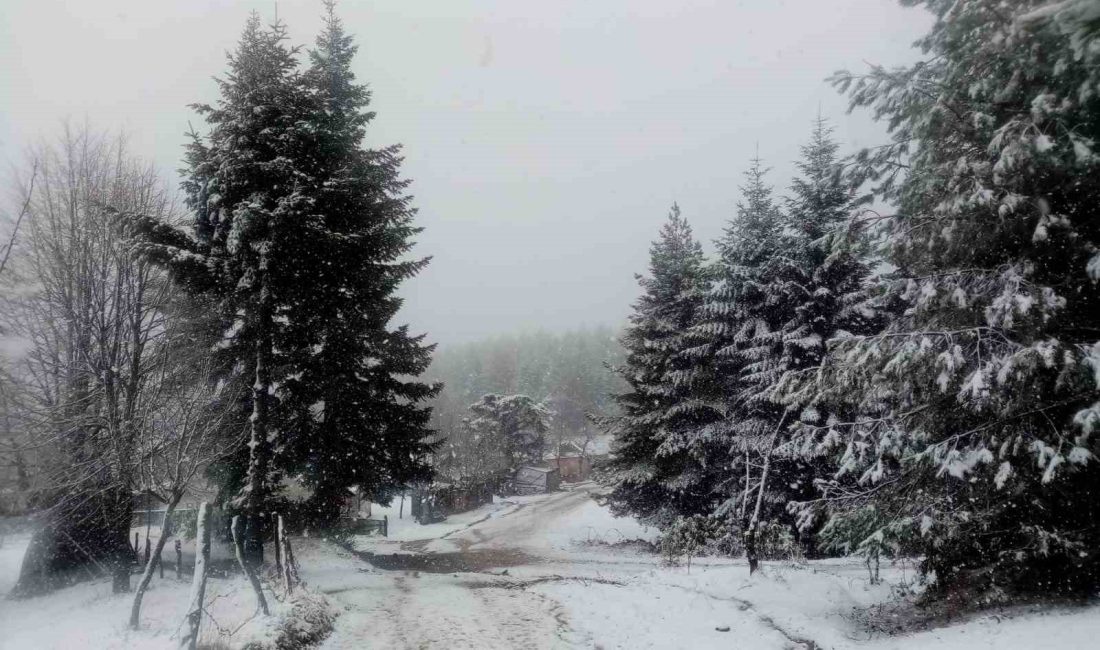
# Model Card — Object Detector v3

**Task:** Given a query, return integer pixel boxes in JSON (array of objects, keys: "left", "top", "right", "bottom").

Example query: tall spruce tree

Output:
[
  {"left": 601, "top": 205, "right": 710, "bottom": 526},
  {"left": 652, "top": 158, "right": 789, "bottom": 559},
  {"left": 710, "top": 157, "right": 798, "bottom": 570},
  {"left": 799, "top": 0, "right": 1100, "bottom": 599},
  {"left": 666, "top": 137, "right": 874, "bottom": 567},
  {"left": 279, "top": 1, "right": 438, "bottom": 526},
  {"left": 124, "top": 14, "right": 322, "bottom": 564},
  {"left": 768, "top": 120, "right": 878, "bottom": 556},
  {"left": 469, "top": 394, "right": 550, "bottom": 475},
  {"left": 775, "top": 118, "right": 874, "bottom": 400}
]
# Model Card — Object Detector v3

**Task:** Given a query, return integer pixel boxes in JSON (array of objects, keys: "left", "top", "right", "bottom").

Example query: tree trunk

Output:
[
  {"left": 744, "top": 493, "right": 764, "bottom": 574},
  {"left": 273, "top": 512, "right": 283, "bottom": 577},
  {"left": 740, "top": 448, "right": 751, "bottom": 523},
  {"left": 111, "top": 555, "right": 132, "bottom": 594},
  {"left": 180, "top": 503, "right": 211, "bottom": 650},
  {"left": 278, "top": 515, "right": 295, "bottom": 594},
  {"left": 745, "top": 412, "right": 787, "bottom": 576},
  {"left": 283, "top": 528, "right": 300, "bottom": 587},
  {"left": 866, "top": 552, "right": 881, "bottom": 584},
  {"left": 11, "top": 491, "right": 133, "bottom": 597},
  {"left": 231, "top": 515, "right": 269, "bottom": 615},
  {"left": 109, "top": 486, "right": 135, "bottom": 594},
  {"left": 243, "top": 266, "right": 273, "bottom": 569},
  {"left": 130, "top": 496, "right": 179, "bottom": 629},
  {"left": 11, "top": 447, "right": 31, "bottom": 491}
]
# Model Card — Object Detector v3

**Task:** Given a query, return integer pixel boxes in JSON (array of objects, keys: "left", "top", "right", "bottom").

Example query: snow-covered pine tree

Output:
[
  {"left": 776, "top": 119, "right": 875, "bottom": 393},
  {"left": 764, "top": 119, "right": 878, "bottom": 554},
  {"left": 801, "top": 0, "right": 1100, "bottom": 599},
  {"left": 466, "top": 394, "right": 550, "bottom": 477},
  {"left": 278, "top": 1, "right": 438, "bottom": 527},
  {"left": 122, "top": 13, "right": 316, "bottom": 565},
  {"left": 646, "top": 160, "right": 786, "bottom": 559},
  {"left": 600, "top": 205, "right": 711, "bottom": 526},
  {"left": 708, "top": 156, "right": 806, "bottom": 570}
]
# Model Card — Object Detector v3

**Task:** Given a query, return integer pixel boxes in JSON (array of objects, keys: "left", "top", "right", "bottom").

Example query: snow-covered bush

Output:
[
  {"left": 245, "top": 589, "right": 336, "bottom": 650},
  {"left": 660, "top": 515, "right": 717, "bottom": 568},
  {"left": 816, "top": 505, "right": 916, "bottom": 584}
]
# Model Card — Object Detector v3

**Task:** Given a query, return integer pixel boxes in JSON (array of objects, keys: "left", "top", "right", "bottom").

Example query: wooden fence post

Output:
[
  {"left": 180, "top": 503, "right": 210, "bottom": 650},
  {"left": 175, "top": 539, "right": 182, "bottom": 580},
  {"left": 287, "top": 538, "right": 300, "bottom": 586},
  {"left": 278, "top": 515, "right": 293, "bottom": 594},
  {"left": 383, "top": 515, "right": 388, "bottom": 537}
]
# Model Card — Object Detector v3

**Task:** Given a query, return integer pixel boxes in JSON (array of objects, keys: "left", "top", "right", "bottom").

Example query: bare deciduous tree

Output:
[
  {"left": 0, "top": 159, "right": 37, "bottom": 279},
  {"left": 2, "top": 125, "right": 178, "bottom": 596},
  {"left": 129, "top": 352, "right": 242, "bottom": 628}
]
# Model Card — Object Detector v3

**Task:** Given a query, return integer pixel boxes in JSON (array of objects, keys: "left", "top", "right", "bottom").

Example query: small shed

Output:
[
  {"left": 131, "top": 487, "right": 210, "bottom": 528},
  {"left": 411, "top": 480, "right": 495, "bottom": 523},
  {"left": 548, "top": 441, "right": 594, "bottom": 482},
  {"left": 514, "top": 466, "right": 561, "bottom": 495},
  {"left": 549, "top": 455, "right": 592, "bottom": 483}
]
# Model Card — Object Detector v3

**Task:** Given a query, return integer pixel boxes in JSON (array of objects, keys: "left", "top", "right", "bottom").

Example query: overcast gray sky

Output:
[{"left": 1, "top": 0, "right": 930, "bottom": 345}]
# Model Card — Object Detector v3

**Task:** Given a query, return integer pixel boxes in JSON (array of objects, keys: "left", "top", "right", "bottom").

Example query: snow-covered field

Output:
[{"left": 3, "top": 487, "right": 1099, "bottom": 649}]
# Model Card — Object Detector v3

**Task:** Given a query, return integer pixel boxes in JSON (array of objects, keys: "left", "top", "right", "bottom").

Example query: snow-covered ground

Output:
[
  {"left": 301, "top": 483, "right": 1100, "bottom": 650},
  {"left": 351, "top": 485, "right": 657, "bottom": 557},
  {"left": 351, "top": 495, "right": 523, "bottom": 550},
  {"left": 0, "top": 531, "right": 325, "bottom": 649},
  {"left": 3, "top": 488, "right": 1099, "bottom": 648},
  {"left": 0, "top": 532, "right": 30, "bottom": 596}
]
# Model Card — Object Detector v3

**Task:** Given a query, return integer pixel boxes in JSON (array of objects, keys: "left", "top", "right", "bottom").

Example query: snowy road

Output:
[
  {"left": 297, "top": 486, "right": 1100, "bottom": 650},
  {"left": 312, "top": 488, "right": 596, "bottom": 649},
  {"left": 302, "top": 486, "right": 809, "bottom": 649}
]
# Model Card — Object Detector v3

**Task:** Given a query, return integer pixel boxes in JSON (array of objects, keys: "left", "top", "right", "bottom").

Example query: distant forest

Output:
[{"left": 425, "top": 327, "right": 625, "bottom": 474}]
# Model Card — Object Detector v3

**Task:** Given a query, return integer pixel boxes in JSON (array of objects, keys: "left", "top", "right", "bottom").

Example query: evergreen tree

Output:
[
  {"left": 280, "top": 1, "right": 437, "bottom": 526},
  {"left": 124, "top": 14, "right": 323, "bottom": 564},
  {"left": 701, "top": 157, "right": 795, "bottom": 569},
  {"left": 663, "top": 137, "right": 874, "bottom": 567},
  {"left": 447, "top": 394, "right": 549, "bottom": 485},
  {"left": 801, "top": 0, "right": 1100, "bottom": 599},
  {"left": 765, "top": 120, "right": 878, "bottom": 555},
  {"left": 601, "top": 205, "right": 710, "bottom": 526},
  {"left": 775, "top": 118, "right": 874, "bottom": 400}
]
